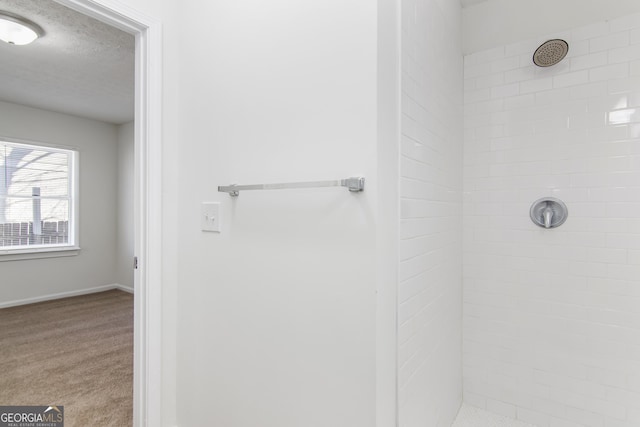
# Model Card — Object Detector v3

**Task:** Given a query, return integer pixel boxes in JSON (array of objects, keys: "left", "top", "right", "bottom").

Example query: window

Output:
[{"left": 0, "top": 140, "right": 78, "bottom": 255}]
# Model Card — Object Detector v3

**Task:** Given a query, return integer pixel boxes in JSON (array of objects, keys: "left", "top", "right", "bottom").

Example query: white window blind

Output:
[{"left": 0, "top": 140, "right": 76, "bottom": 251}]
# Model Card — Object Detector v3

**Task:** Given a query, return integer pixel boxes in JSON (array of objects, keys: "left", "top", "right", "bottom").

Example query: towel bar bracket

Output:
[{"left": 342, "top": 177, "right": 365, "bottom": 193}]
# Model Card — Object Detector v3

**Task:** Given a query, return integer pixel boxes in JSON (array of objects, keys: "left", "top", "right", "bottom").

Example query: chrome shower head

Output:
[{"left": 533, "top": 39, "right": 569, "bottom": 67}]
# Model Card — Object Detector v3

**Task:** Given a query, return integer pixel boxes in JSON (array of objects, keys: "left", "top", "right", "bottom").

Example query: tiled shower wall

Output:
[
  {"left": 399, "top": 0, "right": 463, "bottom": 426},
  {"left": 463, "top": 13, "right": 640, "bottom": 427}
]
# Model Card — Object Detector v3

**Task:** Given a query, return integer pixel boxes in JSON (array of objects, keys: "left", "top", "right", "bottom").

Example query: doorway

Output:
[
  {"left": 0, "top": 0, "right": 161, "bottom": 425},
  {"left": 52, "top": 1, "right": 163, "bottom": 425}
]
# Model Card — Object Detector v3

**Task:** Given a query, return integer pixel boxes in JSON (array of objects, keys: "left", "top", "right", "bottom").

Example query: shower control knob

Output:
[{"left": 530, "top": 197, "right": 568, "bottom": 229}]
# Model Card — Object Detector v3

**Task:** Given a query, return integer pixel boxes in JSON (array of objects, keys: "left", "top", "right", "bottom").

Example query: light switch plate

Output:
[{"left": 201, "top": 202, "right": 220, "bottom": 232}]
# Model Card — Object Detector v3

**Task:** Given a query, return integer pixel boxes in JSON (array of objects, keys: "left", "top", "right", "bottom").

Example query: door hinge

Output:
[{"left": 134, "top": 256, "right": 138, "bottom": 270}]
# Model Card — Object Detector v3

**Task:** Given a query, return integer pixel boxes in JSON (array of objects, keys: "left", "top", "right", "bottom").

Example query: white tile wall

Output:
[
  {"left": 453, "top": 403, "right": 538, "bottom": 427},
  {"left": 399, "top": 0, "right": 463, "bottom": 426},
  {"left": 463, "top": 13, "right": 640, "bottom": 427}
]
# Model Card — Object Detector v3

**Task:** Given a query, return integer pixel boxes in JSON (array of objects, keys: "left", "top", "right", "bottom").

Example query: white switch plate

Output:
[{"left": 201, "top": 202, "right": 220, "bottom": 232}]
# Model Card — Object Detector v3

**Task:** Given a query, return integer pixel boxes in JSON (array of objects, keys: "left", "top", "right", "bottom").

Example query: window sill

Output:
[{"left": 0, "top": 246, "right": 81, "bottom": 262}]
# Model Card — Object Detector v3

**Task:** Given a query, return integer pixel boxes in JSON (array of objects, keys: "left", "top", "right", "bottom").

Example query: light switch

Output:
[{"left": 201, "top": 202, "right": 220, "bottom": 232}]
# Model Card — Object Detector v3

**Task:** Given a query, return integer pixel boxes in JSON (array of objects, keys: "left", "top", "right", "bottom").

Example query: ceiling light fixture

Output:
[{"left": 0, "top": 11, "right": 44, "bottom": 46}]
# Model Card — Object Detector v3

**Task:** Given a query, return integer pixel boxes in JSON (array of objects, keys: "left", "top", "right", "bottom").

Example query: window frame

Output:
[{"left": 0, "top": 137, "right": 80, "bottom": 261}]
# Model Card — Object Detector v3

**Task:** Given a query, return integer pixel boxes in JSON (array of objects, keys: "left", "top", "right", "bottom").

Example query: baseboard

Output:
[
  {"left": 0, "top": 283, "right": 135, "bottom": 309},
  {"left": 112, "top": 283, "right": 134, "bottom": 294}
]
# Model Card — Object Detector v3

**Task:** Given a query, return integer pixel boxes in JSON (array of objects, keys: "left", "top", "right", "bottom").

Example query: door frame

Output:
[{"left": 53, "top": 1, "right": 163, "bottom": 425}]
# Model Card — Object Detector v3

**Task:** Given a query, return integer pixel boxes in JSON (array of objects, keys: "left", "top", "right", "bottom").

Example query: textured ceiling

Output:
[{"left": 0, "top": 0, "right": 134, "bottom": 124}]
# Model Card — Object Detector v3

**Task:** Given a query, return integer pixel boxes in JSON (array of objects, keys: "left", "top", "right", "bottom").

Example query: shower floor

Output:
[{"left": 452, "top": 404, "right": 537, "bottom": 427}]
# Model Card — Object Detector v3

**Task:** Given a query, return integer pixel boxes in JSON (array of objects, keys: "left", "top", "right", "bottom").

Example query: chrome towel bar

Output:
[{"left": 218, "top": 177, "right": 365, "bottom": 197}]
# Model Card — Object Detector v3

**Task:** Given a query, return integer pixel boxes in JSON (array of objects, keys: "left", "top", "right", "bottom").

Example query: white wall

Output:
[
  {"left": 463, "top": 13, "right": 640, "bottom": 427},
  {"left": 462, "top": 0, "right": 640, "bottom": 54},
  {"left": 398, "top": 0, "right": 463, "bottom": 426},
  {"left": 117, "top": 121, "right": 134, "bottom": 289},
  {"left": 0, "top": 100, "right": 118, "bottom": 304},
  {"left": 113, "top": 0, "right": 404, "bottom": 424},
  {"left": 170, "top": 1, "right": 381, "bottom": 426}
]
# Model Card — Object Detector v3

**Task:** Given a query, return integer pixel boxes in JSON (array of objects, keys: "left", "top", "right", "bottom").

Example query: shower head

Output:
[{"left": 533, "top": 39, "right": 569, "bottom": 67}]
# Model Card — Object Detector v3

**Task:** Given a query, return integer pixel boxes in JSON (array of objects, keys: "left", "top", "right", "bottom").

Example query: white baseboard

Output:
[
  {"left": 0, "top": 283, "right": 135, "bottom": 309},
  {"left": 113, "top": 283, "right": 134, "bottom": 294}
]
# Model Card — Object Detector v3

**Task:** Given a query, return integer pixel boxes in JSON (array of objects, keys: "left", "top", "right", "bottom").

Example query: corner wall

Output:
[
  {"left": 398, "top": 0, "right": 464, "bottom": 425},
  {"left": 463, "top": 13, "right": 640, "bottom": 427},
  {"left": 0, "top": 101, "right": 119, "bottom": 304},
  {"left": 377, "top": 0, "right": 401, "bottom": 425}
]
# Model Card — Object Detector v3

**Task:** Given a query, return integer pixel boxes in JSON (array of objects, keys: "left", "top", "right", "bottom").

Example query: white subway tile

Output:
[
  {"left": 534, "top": 116, "right": 570, "bottom": 133},
  {"left": 518, "top": 52, "right": 535, "bottom": 68},
  {"left": 586, "top": 247, "right": 627, "bottom": 264},
  {"left": 589, "top": 64, "right": 629, "bottom": 82},
  {"left": 474, "top": 124, "right": 504, "bottom": 139},
  {"left": 491, "top": 83, "right": 520, "bottom": 99},
  {"left": 608, "top": 75, "right": 640, "bottom": 94},
  {"left": 610, "top": 45, "right": 640, "bottom": 63},
  {"left": 521, "top": 77, "right": 553, "bottom": 94},
  {"left": 555, "top": 71, "right": 590, "bottom": 89},
  {"left": 629, "top": 250, "right": 640, "bottom": 265},
  {"left": 535, "top": 87, "right": 571, "bottom": 106},
  {"left": 570, "top": 52, "right": 608, "bottom": 71},
  {"left": 608, "top": 171, "right": 640, "bottom": 187},
  {"left": 607, "top": 233, "right": 640, "bottom": 250},
  {"left": 607, "top": 263, "right": 640, "bottom": 281},
  {"left": 609, "top": 108, "right": 640, "bottom": 124},
  {"left": 505, "top": 94, "right": 536, "bottom": 110},
  {"left": 590, "top": 32, "right": 630, "bottom": 53},
  {"left": 571, "top": 81, "right": 609, "bottom": 99},
  {"left": 587, "top": 125, "right": 629, "bottom": 142},
  {"left": 565, "top": 407, "right": 606, "bottom": 427},
  {"left": 505, "top": 67, "right": 536, "bottom": 84},
  {"left": 631, "top": 27, "right": 640, "bottom": 44},
  {"left": 476, "top": 72, "right": 506, "bottom": 89},
  {"left": 465, "top": 46, "right": 506, "bottom": 66},
  {"left": 466, "top": 61, "right": 493, "bottom": 78},
  {"left": 569, "top": 40, "right": 591, "bottom": 57},
  {"left": 588, "top": 94, "right": 628, "bottom": 112},
  {"left": 568, "top": 112, "right": 607, "bottom": 129},
  {"left": 472, "top": 99, "right": 505, "bottom": 115},
  {"left": 492, "top": 56, "right": 522, "bottom": 73},
  {"left": 465, "top": 88, "right": 492, "bottom": 103}
]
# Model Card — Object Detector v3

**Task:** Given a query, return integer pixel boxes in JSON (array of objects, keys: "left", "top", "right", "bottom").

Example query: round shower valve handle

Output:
[{"left": 530, "top": 197, "right": 568, "bottom": 229}]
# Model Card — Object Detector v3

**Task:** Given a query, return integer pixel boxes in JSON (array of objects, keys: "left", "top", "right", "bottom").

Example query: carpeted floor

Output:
[{"left": 0, "top": 289, "right": 133, "bottom": 427}]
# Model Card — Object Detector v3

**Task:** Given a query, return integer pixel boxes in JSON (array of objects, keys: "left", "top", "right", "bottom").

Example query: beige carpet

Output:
[{"left": 0, "top": 289, "right": 133, "bottom": 427}]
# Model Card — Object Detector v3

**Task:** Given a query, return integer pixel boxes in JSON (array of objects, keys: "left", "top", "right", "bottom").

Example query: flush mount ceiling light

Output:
[{"left": 0, "top": 11, "right": 44, "bottom": 45}]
